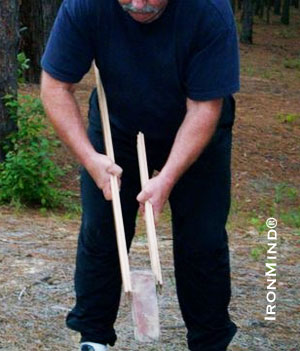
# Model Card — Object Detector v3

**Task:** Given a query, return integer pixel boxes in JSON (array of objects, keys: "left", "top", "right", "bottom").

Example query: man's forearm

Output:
[
  {"left": 40, "top": 71, "right": 123, "bottom": 200},
  {"left": 41, "top": 83, "right": 97, "bottom": 168},
  {"left": 159, "top": 98, "right": 223, "bottom": 186}
]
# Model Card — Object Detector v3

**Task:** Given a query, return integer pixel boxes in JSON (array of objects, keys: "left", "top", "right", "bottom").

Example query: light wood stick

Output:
[
  {"left": 138, "top": 135, "right": 159, "bottom": 281},
  {"left": 136, "top": 135, "right": 156, "bottom": 276},
  {"left": 139, "top": 134, "right": 162, "bottom": 286},
  {"left": 142, "top": 145, "right": 163, "bottom": 286},
  {"left": 94, "top": 62, "right": 132, "bottom": 293},
  {"left": 137, "top": 132, "right": 163, "bottom": 286}
]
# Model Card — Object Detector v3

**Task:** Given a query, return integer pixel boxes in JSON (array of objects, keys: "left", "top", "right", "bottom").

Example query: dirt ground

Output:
[{"left": 1, "top": 9, "right": 300, "bottom": 351}]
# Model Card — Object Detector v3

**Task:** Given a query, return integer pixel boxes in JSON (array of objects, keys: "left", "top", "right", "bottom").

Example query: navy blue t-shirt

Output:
[{"left": 41, "top": 0, "right": 240, "bottom": 140}]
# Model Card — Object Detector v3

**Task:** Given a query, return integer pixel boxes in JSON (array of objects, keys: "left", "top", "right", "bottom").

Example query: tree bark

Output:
[
  {"left": 19, "top": 0, "right": 43, "bottom": 84},
  {"left": 274, "top": 0, "right": 281, "bottom": 14},
  {"left": 266, "top": 0, "right": 272, "bottom": 22},
  {"left": 241, "top": 0, "right": 254, "bottom": 44},
  {"left": 0, "top": 0, "right": 19, "bottom": 161},
  {"left": 231, "top": 0, "right": 236, "bottom": 14},
  {"left": 259, "top": 0, "right": 265, "bottom": 18},
  {"left": 254, "top": 0, "right": 265, "bottom": 17},
  {"left": 281, "top": 0, "right": 290, "bottom": 24},
  {"left": 42, "top": 0, "right": 62, "bottom": 44},
  {"left": 19, "top": 0, "right": 62, "bottom": 83}
]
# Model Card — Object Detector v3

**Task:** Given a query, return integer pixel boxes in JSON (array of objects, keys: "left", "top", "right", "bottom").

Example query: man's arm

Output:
[
  {"left": 40, "top": 71, "right": 123, "bottom": 200},
  {"left": 137, "top": 97, "right": 223, "bottom": 222}
]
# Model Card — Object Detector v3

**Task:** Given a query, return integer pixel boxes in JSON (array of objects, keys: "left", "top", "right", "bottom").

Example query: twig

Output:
[{"left": 18, "top": 287, "right": 27, "bottom": 301}]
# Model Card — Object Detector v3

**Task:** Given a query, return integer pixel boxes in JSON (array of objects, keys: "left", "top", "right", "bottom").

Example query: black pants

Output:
[{"left": 66, "top": 99, "right": 238, "bottom": 351}]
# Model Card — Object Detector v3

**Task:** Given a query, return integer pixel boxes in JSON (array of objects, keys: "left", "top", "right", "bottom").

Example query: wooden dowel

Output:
[
  {"left": 137, "top": 134, "right": 154, "bottom": 265},
  {"left": 94, "top": 63, "right": 132, "bottom": 293},
  {"left": 142, "top": 145, "right": 162, "bottom": 285},
  {"left": 141, "top": 134, "right": 162, "bottom": 284},
  {"left": 136, "top": 134, "right": 155, "bottom": 272},
  {"left": 145, "top": 200, "right": 162, "bottom": 285},
  {"left": 137, "top": 132, "right": 163, "bottom": 286}
]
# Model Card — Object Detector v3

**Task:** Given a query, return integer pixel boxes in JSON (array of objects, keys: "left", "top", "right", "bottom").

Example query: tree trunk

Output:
[
  {"left": 259, "top": 0, "right": 265, "bottom": 18},
  {"left": 266, "top": 0, "right": 272, "bottom": 22},
  {"left": 238, "top": 0, "right": 243, "bottom": 10},
  {"left": 19, "top": 0, "right": 62, "bottom": 83},
  {"left": 274, "top": 0, "right": 281, "bottom": 14},
  {"left": 42, "top": 0, "right": 62, "bottom": 45},
  {"left": 255, "top": 0, "right": 260, "bottom": 15},
  {"left": 231, "top": 0, "right": 236, "bottom": 14},
  {"left": 294, "top": 0, "right": 299, "bottom": 8},
  {"left": 241, "top": 0, "right": 254, "bottom": 44},
  {"left": 281, "top": 0, "right": 290, "bottom": 24},
  {"left": 254, "top": 0, "right": 264, "bottom": 16},
  {"left": 19, "top": 0, "right": 43, "bottom": 84},
  {"left": 0, "top": 0, "right": 19, "bottom": 161}
]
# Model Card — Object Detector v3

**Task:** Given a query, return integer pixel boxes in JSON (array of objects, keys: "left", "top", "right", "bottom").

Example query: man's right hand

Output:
[{"left": 85, "top": 152, "right": 123, "bottom": 201}]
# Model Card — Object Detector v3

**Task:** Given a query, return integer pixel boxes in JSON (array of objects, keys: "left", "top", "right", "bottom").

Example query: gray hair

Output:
[{"left": 121, "top": 3, "right": 160, "bottom": 14}]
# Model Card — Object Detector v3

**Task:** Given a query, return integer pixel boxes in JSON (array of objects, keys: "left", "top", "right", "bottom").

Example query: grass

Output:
[
  {"left": 273, "top": 183, "right": 300, "bottom": 228},
  {"left": 280, "top": 208, "right": 300, "bottom": 228},
  {"left": 250, "top": 245, "right": 267, "bottom": 261},
  {"left": 250, "top": 217, "right": 268, "bottom": 234},
  {"left": 283, "top": 58, "right": 300, "bottom": 70},
  {"left": 276, "top": 28, "right": 298, "bottom": 39},
  {"left": 275, "top": 183, "right": 298, "bottom": 203},
  {"left": 294, "top": 229, "right": 300, "bottom": 236},
  {"left": 241, "top": 65, "right": 255, "bottom": 77},
  {"left": 261, "top": 70, "right": 273, "bottom": 79},
  {"left": 60, "top": 202, "right": 82, "bottom": 220},
  {"left": 228, "top": 180, "right": 299, "bottom": 234},
  {"left": 276, "top": 113, "right": 300, "bottom": 123}
]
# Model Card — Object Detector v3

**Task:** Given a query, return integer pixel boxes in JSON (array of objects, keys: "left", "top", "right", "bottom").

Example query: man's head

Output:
[{"left": 118, "top": 0, "right": 169, "bottom": 23}]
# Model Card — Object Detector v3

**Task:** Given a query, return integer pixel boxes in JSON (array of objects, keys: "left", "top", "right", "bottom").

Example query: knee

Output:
[
  {"left": 79, "top": 216, "right": 118, "bottom": 258},
  {"left": 174, "top": 236, "right": 230, "bottom": 277}
]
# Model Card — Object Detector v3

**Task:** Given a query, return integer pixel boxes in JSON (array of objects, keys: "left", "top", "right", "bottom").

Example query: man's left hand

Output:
[{"left": 136, "top": 173, "right": 174, "bottom": 224}]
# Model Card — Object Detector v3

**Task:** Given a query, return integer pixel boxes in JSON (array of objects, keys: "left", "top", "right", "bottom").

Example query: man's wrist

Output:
[
  {"left": 159, "top": 168, "right": 177, "bottom": 189},
  {"left": 81, "top": 149, "right": 100, "bottom": 170}
]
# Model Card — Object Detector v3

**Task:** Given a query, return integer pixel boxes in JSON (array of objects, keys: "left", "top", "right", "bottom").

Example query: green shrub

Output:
[
  {"left": 17, "top": 52, "right": 30, "bottom": 83},
  {"left": 0, "top": 94, "right": 64, "bottom": 208}
]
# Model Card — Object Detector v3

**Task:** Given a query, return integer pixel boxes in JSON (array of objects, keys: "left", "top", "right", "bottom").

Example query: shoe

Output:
[{"left": 80, "top": 342, "right": 108, "bottom": 351}]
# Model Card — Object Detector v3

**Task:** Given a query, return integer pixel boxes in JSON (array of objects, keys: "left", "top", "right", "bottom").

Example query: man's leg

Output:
[
  {"left": 168, "top": 127, "right": 237, "bottom": 351},
  {"left": 66, "top": 124, "right": 149, "bottom": 346}
]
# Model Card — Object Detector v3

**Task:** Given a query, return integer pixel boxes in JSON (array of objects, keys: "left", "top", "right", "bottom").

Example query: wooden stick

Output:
[
  {"left": 138, "top": 135, "right": 158, "bottom": 280},
  {"left": 136, "top": 135, "right": 156, "bottom": 275},
  {"left": 94, "top": 62, "right": 132, "bottom": 293},
  {"left": 137, "top": 132, "right": 163, "bottom": 286},
  {"left": 139, "top": 134, "right": 162, "bottom": 286}
]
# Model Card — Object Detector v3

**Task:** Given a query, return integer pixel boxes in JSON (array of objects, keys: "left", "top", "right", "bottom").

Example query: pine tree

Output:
[
  {"left": 0, "top": 0, "right": 19, "bottom": 161},
  {"left": 19, "top": 0, "right": 62, "bottom": 83}
]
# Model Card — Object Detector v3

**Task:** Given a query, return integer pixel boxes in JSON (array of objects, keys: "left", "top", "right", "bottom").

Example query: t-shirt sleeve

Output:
[
  {"left": 41, "top": 0, "right": 94, "bottom": 83},
  {"left": 185, "top": 23, "right": 240, "bottom": 101}
]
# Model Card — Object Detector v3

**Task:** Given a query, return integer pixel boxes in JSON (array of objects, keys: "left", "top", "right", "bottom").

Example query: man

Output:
[{"left": 40, "top": 0, "right": 240, "bottom": 350}]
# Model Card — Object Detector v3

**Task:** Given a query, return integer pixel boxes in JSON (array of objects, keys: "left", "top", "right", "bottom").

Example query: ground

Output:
[{"left": 0, "top": 10, "right": 300, "bottom": 351}]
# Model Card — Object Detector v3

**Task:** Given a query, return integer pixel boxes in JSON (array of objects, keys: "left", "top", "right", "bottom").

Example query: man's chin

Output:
[{"left": 128, "top": 10, "right": 164, "bottom": 23}]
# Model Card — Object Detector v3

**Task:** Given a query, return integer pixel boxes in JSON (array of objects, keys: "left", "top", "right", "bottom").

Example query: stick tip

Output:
[{"left": 157, "top": 283, "right": 163, "bottom": 295}]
